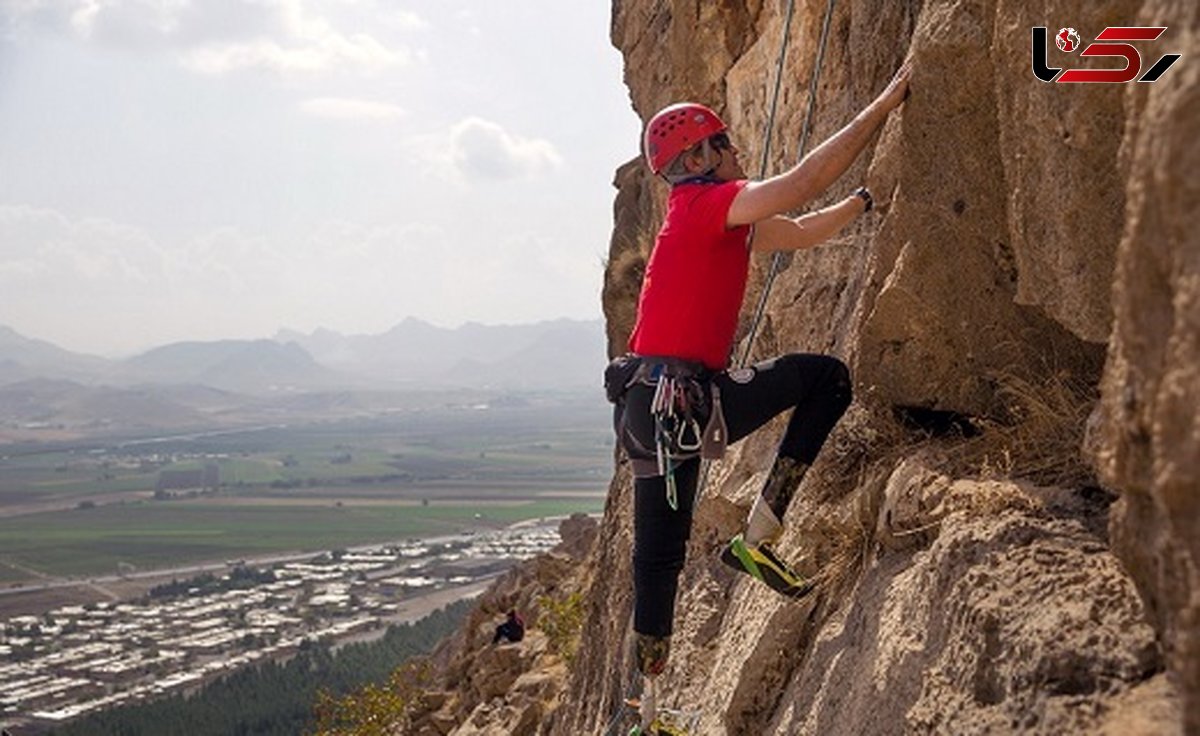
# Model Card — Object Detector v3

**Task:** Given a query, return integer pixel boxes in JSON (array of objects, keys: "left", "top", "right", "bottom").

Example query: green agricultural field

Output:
[
  {"left": 0, "top": 458, "right": 154, "bottom": 503},
  {"left": 0, "top": 497, "right": 604, "bottom": 578},
  {"left": 0, "top": 397, "right": 614, "bottom": 579},
  {"left": 0, "top": 563, "right": 29, "bottom": 585}
]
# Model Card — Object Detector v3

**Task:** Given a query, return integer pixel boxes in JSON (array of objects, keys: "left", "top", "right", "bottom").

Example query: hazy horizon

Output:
[
  {"left": 1, "top": 2, "right": 640, "bottom": 357},
  {"left": 3, "top": 313, "right": 605, "bottom": 360}
]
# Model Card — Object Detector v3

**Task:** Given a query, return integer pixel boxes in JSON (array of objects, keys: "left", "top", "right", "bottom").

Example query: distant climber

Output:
[
  {"left": 606, "top": 60, "right": 912, "bottom": 680},
  {"left": 492, "top": 609, "right": 525, "bottom": 645}
]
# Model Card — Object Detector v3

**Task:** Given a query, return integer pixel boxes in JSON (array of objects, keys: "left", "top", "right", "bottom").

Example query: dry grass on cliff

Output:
[
  {"left": 956, "top": 369, "right": 1099, "bottom": 489},
  {"left": 775, "top": 361, "right": 1100, "bottom": 610},
  {"left": 796, "top": 366, "right": 1098, "bottom": 597},
  {"left": 813, "top": 403, "right": 917, "bottom": 502},
  {"left": 791, "top": 405, "right": 917, "bottom": 596},
  {"left": 799, "top": 499, "right": 876, "bottom": 601}
]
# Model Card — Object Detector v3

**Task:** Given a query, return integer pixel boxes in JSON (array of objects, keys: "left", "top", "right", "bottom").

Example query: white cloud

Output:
[
  {"left": 3, "top": 0, "right": 416, "bottom": 76},
  {"left": 0, "top": 204, "right": 167, "bottom": 285},
  {"left": 299, "top": 96, "right": 405, "bottom": 121},
  {"left": 440, "top": 117, "right": 563, "bottom": 182},
  {"left": 452, "top": 8, "right": 481, "bottom": 37},
  {"left": 69, "top": 0, "right": 189, "bottom": 42},
  {"left": 0, "top": 1, "right": 630, "bottom": 355},
  {"left": 179, "top": 0, "right": 411, "bottom": 75},
  {"left": 8, "top": 0, "right": 265, "bottom": 47},
  {"left": 381, "top": 8, "right": 426, "bottom": 32},
  {"left": 181, "top": 31, "right": 405, "bottom": 76}
]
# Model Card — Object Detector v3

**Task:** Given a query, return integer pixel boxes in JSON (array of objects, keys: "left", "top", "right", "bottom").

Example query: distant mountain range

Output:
[
  {"left": 0, "top": 319, "right": 607, "bottom": 395},
  {"left": 0, "top": 378, "right": 214, "bottom": 432},
  {"left": 0, "top": 319, "right": 608, "bottom": 440},
  {"left": 0, "top": 325, "right": 111, "bottom": 385},
  {"left": 122, "top": 339, "right": 355, "bottom": 394},
  {"left": 274, "top": 318, "right": 607, "bottom": 390}
]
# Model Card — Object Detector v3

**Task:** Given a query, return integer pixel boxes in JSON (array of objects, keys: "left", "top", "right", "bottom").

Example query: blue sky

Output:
[{"left": 0, "top": 1, "right": 640, "bottom": 356}]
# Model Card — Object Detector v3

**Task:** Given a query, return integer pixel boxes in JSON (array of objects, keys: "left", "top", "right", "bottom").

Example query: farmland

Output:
[{"left": 0, "top": 393, "right": 613, "bottom": 583}]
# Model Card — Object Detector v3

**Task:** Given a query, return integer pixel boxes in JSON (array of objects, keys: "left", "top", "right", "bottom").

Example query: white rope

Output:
[{"left": 755, "top": 0, "right": 799, "bottom": 181}]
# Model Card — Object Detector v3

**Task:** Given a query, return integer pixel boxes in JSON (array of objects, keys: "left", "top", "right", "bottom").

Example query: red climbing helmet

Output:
[{"left": 643, "top": 102, "right": 727, "bottom": 174}]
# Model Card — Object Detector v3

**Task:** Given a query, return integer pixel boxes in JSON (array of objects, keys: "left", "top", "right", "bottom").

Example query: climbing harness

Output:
[{"left": 605, "top": 355, "right": 713, "bottom": 510}]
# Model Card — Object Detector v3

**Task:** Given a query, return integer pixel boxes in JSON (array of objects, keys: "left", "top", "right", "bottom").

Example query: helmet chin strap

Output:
[
  {"left": 661, "top": 140, "right": 723, "bottom": 185},
  {"left": 699, "top": 139, "right": 720, "bottom": 176}
]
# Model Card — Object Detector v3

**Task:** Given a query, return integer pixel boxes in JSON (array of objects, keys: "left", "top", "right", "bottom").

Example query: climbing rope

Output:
[
  {"left": 737, "top": 0, "right": 839, "bottom": 369},
  {"left": 755, "top": 0, "right": 798, "bottom": 183},
  {"left": 696, "top": 0, "right": 839, "bottom": 498}
]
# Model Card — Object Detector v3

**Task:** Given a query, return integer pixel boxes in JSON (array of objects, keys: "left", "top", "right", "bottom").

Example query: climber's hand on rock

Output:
[{"left": 877, "top": 59, "right": 912, "bottom": 113}]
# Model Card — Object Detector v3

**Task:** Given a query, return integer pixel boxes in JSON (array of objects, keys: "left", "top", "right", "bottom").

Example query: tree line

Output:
[
  {"left": 146, "top": 565, "right": 278, "bottom": 600},
  {"left": 48, "top": 600, "right": 470, "bottom": 736}
]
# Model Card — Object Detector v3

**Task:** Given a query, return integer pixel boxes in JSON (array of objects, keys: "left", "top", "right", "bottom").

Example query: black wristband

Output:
[{"left": 854, "top": 186, "right": 874, "bottom": 213}]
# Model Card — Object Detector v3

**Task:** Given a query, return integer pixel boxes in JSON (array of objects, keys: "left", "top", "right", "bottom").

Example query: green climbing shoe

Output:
[
  {"left": 649, "top": 719, "right": 688, "bottom": 736},
  {"left": 720, "top": 533, "right": 814, "bottom": 599}
]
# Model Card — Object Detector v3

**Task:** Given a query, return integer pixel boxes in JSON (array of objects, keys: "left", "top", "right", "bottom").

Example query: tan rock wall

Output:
[
  {"left": 571, "top": 0, "right": 1198, "bottom": 733},
  {"left": 1092, "top": 0, "right": 1199, "bottom": 729}
]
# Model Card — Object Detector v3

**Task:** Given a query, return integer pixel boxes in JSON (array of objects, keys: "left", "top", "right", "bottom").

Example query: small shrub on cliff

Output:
[
  {"left": 537, "top": 591, "right": 585, "bottom": 663},
  {"left": 310, "top": 659, "right": 431, "bottom": 736}
]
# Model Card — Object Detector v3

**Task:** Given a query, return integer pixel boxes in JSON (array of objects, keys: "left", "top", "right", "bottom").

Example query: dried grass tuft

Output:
[
  {"left": 955, "top": 368, "right": 1098, "bottom": 489},
  {"left": 793, "top": 406, "right": 918, "bottom": 597},
  {"left": 804, "top": 500, "right": 876, "bottom": 599},
  {"left": 795, "top": 363, "right": 1097, "bottom": 602}
]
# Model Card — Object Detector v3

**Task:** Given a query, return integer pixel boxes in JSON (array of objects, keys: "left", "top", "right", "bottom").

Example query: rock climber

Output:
[
  {"left": 606, "top": 60, "right": 912, "bottom": 679},
  {"left": 492, "top": 609, "right": 525, "bottom": 645}
]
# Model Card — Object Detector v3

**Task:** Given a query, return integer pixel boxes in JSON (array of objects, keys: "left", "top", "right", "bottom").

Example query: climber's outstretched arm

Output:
[
  {"left": 728, "top": 59, "right": 911, "bottom": 228},
  {"left": 750, "top": 192, "right": 869, "bottom": 252}
]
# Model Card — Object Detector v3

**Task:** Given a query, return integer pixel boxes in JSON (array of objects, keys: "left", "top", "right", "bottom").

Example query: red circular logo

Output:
[{"left": 1056, "top": 27, "right": 1080, "bottom": 52}]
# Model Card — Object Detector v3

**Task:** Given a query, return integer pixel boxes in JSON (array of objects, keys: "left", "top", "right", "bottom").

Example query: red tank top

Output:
[{"left": 629, "top": 179, "right": 752, "bottom": 370}]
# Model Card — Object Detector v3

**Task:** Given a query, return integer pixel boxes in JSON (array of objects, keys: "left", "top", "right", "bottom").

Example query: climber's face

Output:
[{"left": 708, "top": 132, "right": 746, "bottom": 180}]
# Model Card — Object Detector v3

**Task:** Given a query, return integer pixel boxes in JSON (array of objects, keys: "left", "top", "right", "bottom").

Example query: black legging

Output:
[{"left": 620, "top": 353, "right": 852, "bottom": 638}]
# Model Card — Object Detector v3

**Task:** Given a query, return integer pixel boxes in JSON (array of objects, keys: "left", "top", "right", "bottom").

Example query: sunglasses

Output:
[{"left": 709, "top": 132, "right": 733, "bottom": 151}]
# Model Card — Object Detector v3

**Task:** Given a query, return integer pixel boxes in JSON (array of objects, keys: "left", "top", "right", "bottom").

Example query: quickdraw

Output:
[{"left": 647, "top": 364, "right": 706, "bottom": 510}]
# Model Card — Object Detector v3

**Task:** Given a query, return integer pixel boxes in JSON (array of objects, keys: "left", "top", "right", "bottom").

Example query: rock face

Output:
[
  {"left": 549, "top": 1, "right": 1195, "bottom": 734},
  {"left": 1090, "top": 3, "right": 1200, "bottom": 732},
  {"left": 422, "top": 3, "right": 1195, "bottom": 734}
]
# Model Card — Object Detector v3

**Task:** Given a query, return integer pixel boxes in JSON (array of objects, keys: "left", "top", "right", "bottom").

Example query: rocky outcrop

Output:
[
  {"left": 554, "top": 0, "right": 1196, "bottom": 734},
  {"left": 406, "top": 515, "right": 597, "bottom": 735}
]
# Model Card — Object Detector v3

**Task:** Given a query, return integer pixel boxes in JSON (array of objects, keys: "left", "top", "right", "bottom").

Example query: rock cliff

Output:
[
  {"left": 427, "top": 2, "right": 1196, "bottom": 734},
  {"left": 575, "top": 0, "right": 1195, "bottom": 734}
]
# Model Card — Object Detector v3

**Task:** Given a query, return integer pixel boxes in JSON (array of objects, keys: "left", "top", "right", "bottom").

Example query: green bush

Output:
[{"left": 537, "top": 591, "right": 585, "bottom": 663}]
